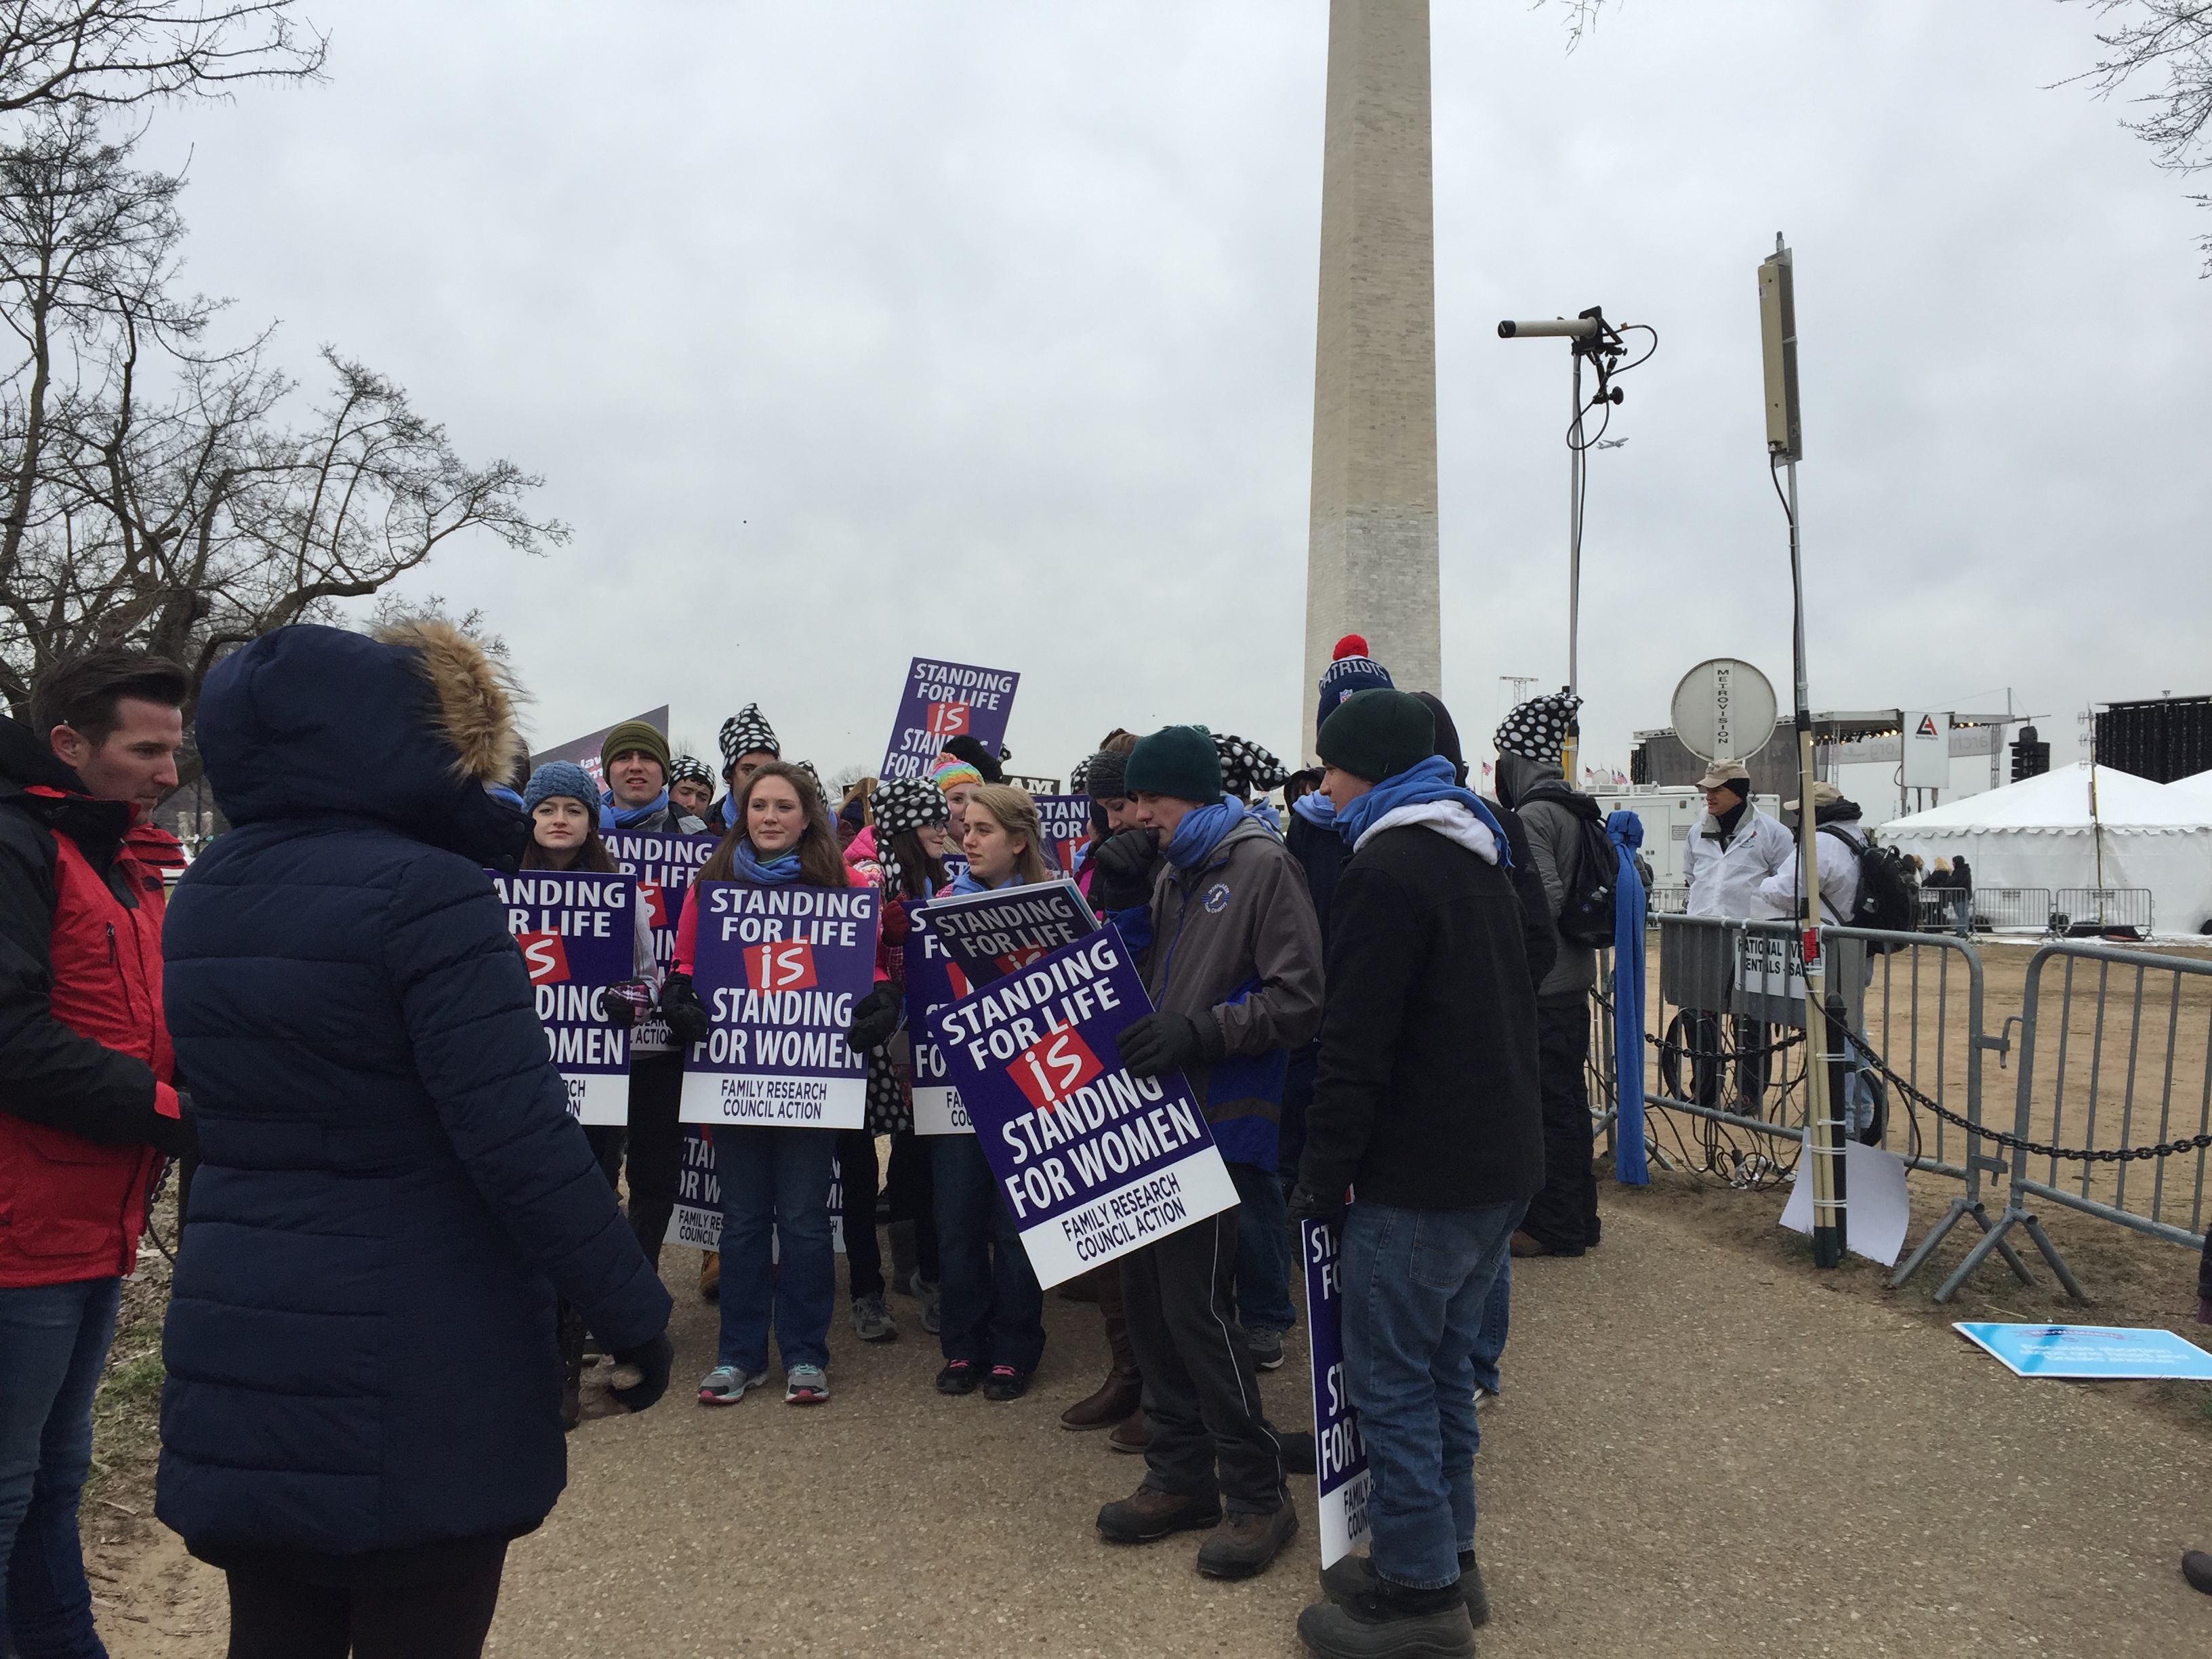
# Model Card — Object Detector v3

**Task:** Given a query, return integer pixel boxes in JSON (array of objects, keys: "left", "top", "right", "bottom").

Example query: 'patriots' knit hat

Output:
[
  {"left": 718, "top": 704, "right": 779, "bottom": 775},
  {"left": 524, "top": 761, "right": 600, "bottom": 819},
  {"left": 669, "top": 754, "right": 714, "bottom": 792},
  {"left": 1317, "top": 634, "right": 1395, "bottom": 742},
  {"left": 1494, "top": 690, "right": 1582, "bottom": 764},
  {"left": 1214, "top": 734, "right": 1287, "bottom": 799}
]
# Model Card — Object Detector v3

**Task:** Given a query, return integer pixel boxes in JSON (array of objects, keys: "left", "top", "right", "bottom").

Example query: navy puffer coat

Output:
[{"left": 157, "top": 621, "right": 671, "bottom": 1561}]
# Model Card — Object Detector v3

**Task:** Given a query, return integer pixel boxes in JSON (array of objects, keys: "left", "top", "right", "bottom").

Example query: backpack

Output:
[
  {"left": 1817, "top": 823, "right": 1914, "bottom": 944},
  {"left": 1526, "top": 784, "right": 1622, "bottom": 949}
]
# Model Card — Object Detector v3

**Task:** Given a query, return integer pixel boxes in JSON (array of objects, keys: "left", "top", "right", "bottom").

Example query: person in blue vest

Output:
[{"left": 159, "top": 621, "right": 673, "bottom": 1659}]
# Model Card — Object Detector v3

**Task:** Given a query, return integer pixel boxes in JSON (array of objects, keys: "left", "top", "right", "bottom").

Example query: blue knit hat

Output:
[
  {"left": 524, "top": 760, "right": 599, "bottom": 819},
  {"left": 1317, "top": 633, "right": 1395, "bottom": 742}
]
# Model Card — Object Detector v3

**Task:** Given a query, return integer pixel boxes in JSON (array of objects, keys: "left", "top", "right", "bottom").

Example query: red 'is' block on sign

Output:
[
  {"left": 1010, "top": 1027, "right": 1105, "bottom": 1112},
  {"left": 745, "top": 939, "right": 819, "bottom": 991},
  {"left": 518, "top": 933, "right": 571, "bottom": 985}
]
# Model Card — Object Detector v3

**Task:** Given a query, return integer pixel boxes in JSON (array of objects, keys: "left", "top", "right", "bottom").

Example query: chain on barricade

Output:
[{"left": 1863, "top": 1048, "right": 2212, "bottom": 1166}]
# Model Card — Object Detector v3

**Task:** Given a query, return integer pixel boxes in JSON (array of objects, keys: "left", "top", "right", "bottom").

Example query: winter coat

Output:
[
  {"left": 1123, "top": 815, "right": 1324, "bottom": 1171},
  {"left": 0, "top": 717, "right": 186, "bottom": 1287},
  {"left": 1683, "top": 801, "right": 1795, "bottom": 920},
  {"left": 157, "top": 621, "right": 670, "bottom": 1566},
  {"left": 1496, "top": 752, "right": 1598, "bottom": 1004},
  {"left": 1285, "top": 803, "right": 1347, "bottom": 943},
  {"left": 1753, "top": 811, "right": 1866, "bottom": 925},
  {"left": 1298, "top": 819, "right": 1543, "bottom": 1210}
]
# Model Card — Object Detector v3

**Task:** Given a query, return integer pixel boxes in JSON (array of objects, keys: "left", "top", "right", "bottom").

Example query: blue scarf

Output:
[
  {"left": 1290, "top": 790, "right": 1336, "bottom": 829},
  {"left": 1166, "top": 798, "right": 1264, "bottom": 869},
  {"left": 1607, "top": 810, "right": 1649, "bottom": 1185},
  {"left": 731, "top": 839, "right": 804, "bottom": 886},
  {"left": 600, "top": 786, "right": 670, "bottom": 832},
  {"left": 1334, "top": 756, "right": 1513, "bottom": 869},
  {"left": 947, "top": 865, "right": 1021, "bottom": 895}
]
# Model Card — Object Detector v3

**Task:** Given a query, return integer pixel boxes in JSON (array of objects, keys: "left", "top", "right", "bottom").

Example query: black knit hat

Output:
[
  {"left": 1412, "top": 693, "right": 1467, "bottom": 787},
  {"left": 1124, "top": 725, "right": 1223, "bottom": 804},
  {"left": 1494, "top": 690, "right": 1582, "bottom": 764},
  {"left": 1318, "top": 689, "right": 1435, "bottom": 784},
  {"left": 940, "top": 733, "right": 1005, "bottom": 785},
  {"left": 1213, "top": 734, "right": 1286, "bottom": 798},
  {"left": 1081, "top": 747, "right": 1131, "bottom": 801},
  {"left": 718, "top": 704, "right": 779, "bottom": 775}
]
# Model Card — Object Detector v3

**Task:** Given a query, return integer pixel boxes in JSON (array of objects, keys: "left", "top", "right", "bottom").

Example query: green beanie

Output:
[
  {"left": 1317, "top": 689, "right": 1436, "bottom": 784},
  {"left": 1124, "top": 724, "right": 1223, "bottom": 804},
  {"left": 600, "top": 719, "right": 670, "bottom": 776}
]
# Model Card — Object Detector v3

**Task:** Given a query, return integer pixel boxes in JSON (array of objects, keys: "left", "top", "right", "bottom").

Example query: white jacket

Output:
[
  {"left": 1753, "top": 819, "right": 1864, "bottom": 925},
  {"left": 1683, "top": 804, "right": 1795, "bottom": 920}
]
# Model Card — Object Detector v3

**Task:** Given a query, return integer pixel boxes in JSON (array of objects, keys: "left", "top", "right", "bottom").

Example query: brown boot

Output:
[
  {"left": 699, "top": 1250, "right": 720, "bottom": 1300},
  {"left": 1062, "top": 1366, "right": 1143, "bottom": 1431},
  {"left": 1108, "top": 1410, "right": 1151, "bottom": 1454},
  {"left": 1195, "top": 1505, "right": 1298, "bottom": 1579},
  {"left": 1096, "top": 1483, "right": 1221, "bottom": 1544}
]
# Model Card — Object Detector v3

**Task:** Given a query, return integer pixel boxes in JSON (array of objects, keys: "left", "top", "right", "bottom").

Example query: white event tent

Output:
[{"left": 1877, "top": 763, "right": 2212, "bottom": 935}]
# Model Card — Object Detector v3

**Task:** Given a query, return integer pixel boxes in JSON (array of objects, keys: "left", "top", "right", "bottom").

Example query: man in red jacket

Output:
[{"left": 0, "top": 647, "right": 191, "bottom": 1658}]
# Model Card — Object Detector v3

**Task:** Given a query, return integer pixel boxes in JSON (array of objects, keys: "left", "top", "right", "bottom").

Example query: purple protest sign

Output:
[
  {"left": 903, "top": 914, "right": 975, "bottom": 1136},
  {"left": 1031, "top": 794, "right": 1092, "bottom": 874},
  {"left": 602, "top": 827, "right": 721, "bottom": 1052},
  {"left": 489, "top": 870, "right": 639, "bottom": 1126},
  {"left": 678, "top": 881, "right": 880, "bottom": 1129},
  {"left": 878, "top": 657, "right": 1020, "bottom": 781},
  {"left": 914, "top": 878, "right": 1097, "bottom": 986},
  {"left": 1302, "top": 1218, "right": 1374, "bottom": 1568},
  {"left": 928, "top": 927, "right": 1236, "bottom": 1288}
]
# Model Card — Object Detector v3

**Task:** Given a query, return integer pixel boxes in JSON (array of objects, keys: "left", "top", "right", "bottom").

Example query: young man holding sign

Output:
[
  {"left": 1287, "top": 690, "right": 1542, "bottom": 1659},
  {"left": 1088, "top": 724, "right": 1324, "bottom": 1580}
]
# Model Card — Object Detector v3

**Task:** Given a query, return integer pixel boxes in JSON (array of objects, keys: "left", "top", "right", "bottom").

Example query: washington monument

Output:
[{"left": 1300, "top": 0, "right": 1441, "bottom": 752}]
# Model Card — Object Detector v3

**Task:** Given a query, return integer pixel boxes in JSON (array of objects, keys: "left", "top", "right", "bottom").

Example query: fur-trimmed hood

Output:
[{"left": 195, "top": 621, "right": 529, "bottom": 863}]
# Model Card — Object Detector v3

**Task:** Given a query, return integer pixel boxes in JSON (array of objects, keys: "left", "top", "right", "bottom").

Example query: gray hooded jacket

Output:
[{"left": 1496, "top": 750, "right": 1598, "bottom": 1003}]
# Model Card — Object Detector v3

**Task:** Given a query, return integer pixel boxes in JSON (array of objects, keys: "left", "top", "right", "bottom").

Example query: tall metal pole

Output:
[
  {"left": 1564, "top": 350, "right": 1583, "bottom": 783},
  {"left": 1762, "top": 235, "right": 1843, "bottom": 1266}
]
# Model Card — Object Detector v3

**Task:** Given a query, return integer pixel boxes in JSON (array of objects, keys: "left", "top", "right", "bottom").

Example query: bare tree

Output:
[
  {"left": 0, "top": 117, "right": 569, "bottom": 763},
  {"left": 2064, "top": 1, "right": 2212, "bottom": 270},
  {"left": 0, "top": 1, "right": 323, "bottom": 115}
]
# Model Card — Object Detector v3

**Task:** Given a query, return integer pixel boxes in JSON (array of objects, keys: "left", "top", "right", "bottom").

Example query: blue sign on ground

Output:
[
  {"left": 1954, "top": 1322, "right": 2212, "bottom": 1380},
  {"left": 678, "top": 881, "right": 880, "bottom": 1130},
  {"left": 1303, "top": 1218, "right": 1374, "bottom": 1568},
  {"left": 489, "top": 870, "right": 638, "bottom": 1126},
  {"left": 927, "top": 927, "right": 1236, "bottom": 1288}
]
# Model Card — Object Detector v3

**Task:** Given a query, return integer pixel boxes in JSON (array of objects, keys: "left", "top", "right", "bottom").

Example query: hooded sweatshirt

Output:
[{"left": 1496, "top": 750, "right": 1599, "bottom": 1002}]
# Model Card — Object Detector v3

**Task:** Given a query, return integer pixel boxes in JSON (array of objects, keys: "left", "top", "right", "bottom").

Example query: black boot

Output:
[{"left": 1296, "top": 1576, "right": 1475, "bottom": 1658}]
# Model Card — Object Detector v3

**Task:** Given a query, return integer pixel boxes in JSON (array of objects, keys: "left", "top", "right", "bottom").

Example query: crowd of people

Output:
[{"left": 12, "top": 623, "right": 2193, "bottom": 1658}]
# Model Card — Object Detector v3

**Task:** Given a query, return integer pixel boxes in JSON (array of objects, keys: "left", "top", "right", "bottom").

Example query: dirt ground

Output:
[{"left": 81, "top": 1156, "right": 2212, "bottom": 1658}]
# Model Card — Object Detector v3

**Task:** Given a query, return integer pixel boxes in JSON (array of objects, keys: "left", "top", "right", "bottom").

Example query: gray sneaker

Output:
[
  {"left": 851, "top": 1294, "right": 898, "bottom": 1343},
  {"left": 785, "top": 1364, "right": 830, "bottom": 1405},
  {"left": 1248, "top": 1326, "right": 1286, "bottom": 1372},
  {"left": 696, "top": 1365, "right": 768, "bottom": 1406},
  {"left": 912, "top": 1271, "right": 941, "bottom": 1334}
]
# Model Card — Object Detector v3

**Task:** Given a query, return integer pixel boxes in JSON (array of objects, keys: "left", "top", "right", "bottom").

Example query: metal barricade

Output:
[
  {"left": 1914, "top": 888, "right": 1971, "bottom": 934},
  {"left": 1965, "top": 887, "right": 2051, "bottom": 933},
  {"left": 1647, "top": 885, "right": 1689, "bottom": 917},
  {"left": 2053, "top": 888, "right": 2154, "bottom": 933},
  {"left": 1940, "top": 943, "right": 2212, "bottom": 1300}
]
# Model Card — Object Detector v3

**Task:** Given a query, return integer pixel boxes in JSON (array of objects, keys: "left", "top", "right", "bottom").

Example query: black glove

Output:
[
  {"left": 147, "top": 1088, "right": 197, "bottom": 1160},
  {"left": 658, "top": 972, "right": 711, "bottom": 1046},
  {"left": 602, "top": 980, "right": 653, "bottom": 1031},
  {"left": 1090, "top": 827, "right": 1160, "bottom": 912},
  {"left": 1115, "top": 1009, "right": 1221, "bottom": 1080},
  {"left": 1286, "top": 1183, "right": 1348, "bottom": 1231},
  {"left": 609, "top": 1331, "right": 674, "bottom": 1412},
  {"left": 846, "top": 983, "right": 902, "bottom": 1052}
]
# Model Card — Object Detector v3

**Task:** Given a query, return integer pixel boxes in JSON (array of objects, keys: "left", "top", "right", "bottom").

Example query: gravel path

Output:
[{"left": 102, "top": 1185, "right": 2212, "bottom": 1656}]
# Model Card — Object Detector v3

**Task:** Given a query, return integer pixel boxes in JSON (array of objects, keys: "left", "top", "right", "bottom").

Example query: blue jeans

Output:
[
  {"left": 1340, "top": 1197, "right": 1525, "bottom": 1591},
  {"left": 1469, "top": 1261, "right": 1509, "bottom": 1397},
  {"left": 716, "top": 1126, "right": 837, "bottom": 1373},
  {"left": 1, "top": 1276, "right": 122, "bottom": 1659},
  {"left": 930, "top": 1136, "right": 1044, "bottom": 1372},
  {"left": 1227, "top": 1161, "right": 1296, "bottom": 1335}
]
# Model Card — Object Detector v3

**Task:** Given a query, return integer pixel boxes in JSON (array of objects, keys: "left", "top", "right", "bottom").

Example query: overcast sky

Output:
[{"left": 136, "top": 0, "right": 2212, "bottom": 794}]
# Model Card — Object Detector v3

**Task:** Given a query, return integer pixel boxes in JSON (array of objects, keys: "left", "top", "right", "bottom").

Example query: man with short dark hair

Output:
[
  {"left": 598, "top": 721, "right": 703, "bottom": 834},
  {"left": 1, "top": 647, "right": 193, "bottom": 1655},
  {"left": 713, "top": 704, "right": 781, "bottom": 829}
]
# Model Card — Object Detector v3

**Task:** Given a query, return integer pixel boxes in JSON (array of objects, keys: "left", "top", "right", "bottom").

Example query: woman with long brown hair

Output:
[{"left": 660, "top": 761, "right": 865, "bottom": 1408}]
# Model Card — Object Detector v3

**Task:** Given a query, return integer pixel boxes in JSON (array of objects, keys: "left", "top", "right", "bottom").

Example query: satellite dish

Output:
[{"left": 1671, "top": 659, "right": 1778, "bottom": 763}]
